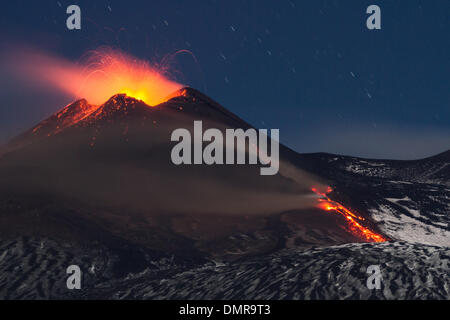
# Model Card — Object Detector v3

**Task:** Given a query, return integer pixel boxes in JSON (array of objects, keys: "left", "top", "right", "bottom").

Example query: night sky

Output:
[{"left": 0, "top": 0, "right": 449, "bottom": 159}]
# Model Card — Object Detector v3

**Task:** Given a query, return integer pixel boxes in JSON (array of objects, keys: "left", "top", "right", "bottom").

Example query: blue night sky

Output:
[{"left": 0, "top": 0, "right": 449, "bottom": 159}]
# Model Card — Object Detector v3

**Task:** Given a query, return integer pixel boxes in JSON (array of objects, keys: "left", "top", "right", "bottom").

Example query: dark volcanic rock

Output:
[
  {"left": 0, "top": 88, "right": 448, "bottom": 299},
  {"left": 0, "top": 238, "right": 448, "bottom": 299}
]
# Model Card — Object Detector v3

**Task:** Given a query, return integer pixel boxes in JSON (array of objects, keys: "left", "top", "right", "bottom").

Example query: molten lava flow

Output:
[
  {"left": 312, "top": 187, "right": 387, "bottom": 242},
  {"left": 3, "top": 46, "right": 183, "bottom": 106}
]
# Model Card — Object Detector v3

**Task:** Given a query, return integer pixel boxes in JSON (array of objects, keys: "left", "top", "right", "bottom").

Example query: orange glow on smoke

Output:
[
  {"left": 312, "top": 187, "right": 387, "bottom": 242},
  {"left": 4, "top": 47, "right": 183, "bottom": 106}
]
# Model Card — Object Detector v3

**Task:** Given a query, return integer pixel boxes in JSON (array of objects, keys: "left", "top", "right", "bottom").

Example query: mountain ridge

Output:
[{"left": 3, "top": 87, "right": 449, "bottom": 165}]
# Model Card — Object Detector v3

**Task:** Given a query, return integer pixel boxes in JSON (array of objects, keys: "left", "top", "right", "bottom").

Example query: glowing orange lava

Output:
[
  {"left": 312, "top": 187, "right": 387, "bottom": 242},
  {"left": 77, "top": 49, "right": 183, "bottom": 105},
  {"left": 4, "top": 47, "right": 183, "bottom": 106}
]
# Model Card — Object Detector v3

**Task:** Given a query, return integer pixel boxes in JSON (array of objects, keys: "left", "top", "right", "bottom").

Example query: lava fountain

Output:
[
  {"left": 2, "top": 46, "right": 183, "bottom": 106},
  {"left": 312, "top": 187, "right": 387, "bottom": 242}
]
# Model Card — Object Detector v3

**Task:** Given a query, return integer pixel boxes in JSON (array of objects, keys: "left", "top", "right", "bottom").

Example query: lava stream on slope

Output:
[{"left": 312, "top": 187, "right": 387, "bottom": 242}]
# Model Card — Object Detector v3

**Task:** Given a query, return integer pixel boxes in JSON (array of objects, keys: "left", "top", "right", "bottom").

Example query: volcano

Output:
[{"left": 0, "top": 88, "right": 448, "bottom": 299}]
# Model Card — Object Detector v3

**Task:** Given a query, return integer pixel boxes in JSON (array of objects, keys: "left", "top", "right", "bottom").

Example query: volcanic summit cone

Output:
[{"left": 0, "top": 88, "right": 386, "bottom": 260}]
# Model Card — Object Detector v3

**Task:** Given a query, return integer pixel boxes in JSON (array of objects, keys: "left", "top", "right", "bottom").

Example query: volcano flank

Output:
[{"left": 0, "top": 88, "right": 448, "bottom": 299}]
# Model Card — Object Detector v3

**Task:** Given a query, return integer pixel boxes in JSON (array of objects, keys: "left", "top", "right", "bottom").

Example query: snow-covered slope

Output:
[{"left": 296, "top": 152, "right": 449, "bottom": 247}]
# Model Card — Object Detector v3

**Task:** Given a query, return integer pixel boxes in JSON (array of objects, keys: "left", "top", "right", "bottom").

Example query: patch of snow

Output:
[
  {"left": 370, "top": 204, "right": 450, "bottom": 247},
  {"left": 388, "top": 181, "right": 413, "bottom": 185},
  {"left": 385, "top": 197, "right": 421, "bottom": 218}
]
